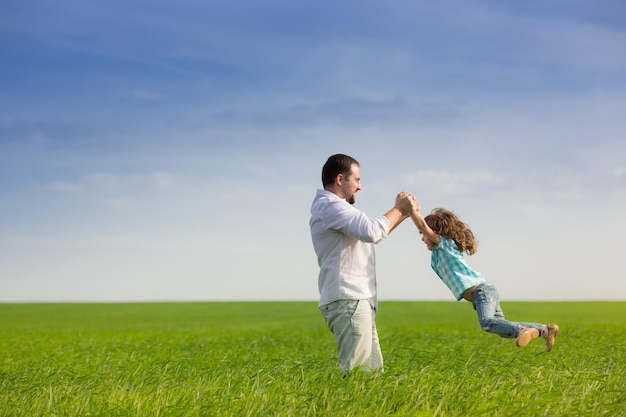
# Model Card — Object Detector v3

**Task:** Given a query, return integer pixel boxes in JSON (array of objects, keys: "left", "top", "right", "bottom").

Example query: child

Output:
[{"left": 410, "top": 206, "right": 559, "bottom": 351}]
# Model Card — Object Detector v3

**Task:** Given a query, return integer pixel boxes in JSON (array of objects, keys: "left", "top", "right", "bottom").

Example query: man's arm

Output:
[{"left": 385, "top": 208, "right": 406, "bottom": 233}]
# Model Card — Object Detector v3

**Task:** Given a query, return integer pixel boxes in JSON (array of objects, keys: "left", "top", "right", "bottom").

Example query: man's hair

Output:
[
  {"left": 321, "top": 154, "right": 360, "bottom": 187},
  {"left": 424, "top": 208, "right": 478, "bottom": 255}
]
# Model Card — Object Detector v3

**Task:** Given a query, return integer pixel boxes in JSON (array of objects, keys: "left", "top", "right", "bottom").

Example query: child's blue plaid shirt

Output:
[{"left": 431, "top": 236, "right": 485, "bottom": 301}]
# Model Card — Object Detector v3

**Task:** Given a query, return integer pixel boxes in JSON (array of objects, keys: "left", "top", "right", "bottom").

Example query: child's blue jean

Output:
[{"left": 471, "top": 283, "right": 543, "bottom": 338}]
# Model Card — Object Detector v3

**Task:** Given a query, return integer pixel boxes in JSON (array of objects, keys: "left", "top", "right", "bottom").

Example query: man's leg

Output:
[
  {"left": 320, "top": 299, "right": 377, "bottom": 373},
  {"left": 368, "top": 306, "right": 383, "bottom": 371}
]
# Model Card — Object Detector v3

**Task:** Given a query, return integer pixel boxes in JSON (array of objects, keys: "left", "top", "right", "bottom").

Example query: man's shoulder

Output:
[
  {"left": 312, "top": 190, "right": 338, "bottom": 216},
  {"left": 313, "top": 189, "right": 345, "bottom": 207},
  {"left": 311, "top": 189, "right": 363, "bottom": 221},
  {"left": 315, "top": 189, "right": 339, "bottom": 199}
]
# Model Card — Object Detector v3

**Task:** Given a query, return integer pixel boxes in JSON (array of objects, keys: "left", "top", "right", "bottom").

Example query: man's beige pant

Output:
[{"left": 320, "top": 299, "right": 383, "bottom": 373}]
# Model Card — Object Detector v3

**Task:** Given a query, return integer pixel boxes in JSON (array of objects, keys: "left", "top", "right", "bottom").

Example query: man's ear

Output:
[{"left": 336, "top": 173, "right": 344, "bottom": 185}]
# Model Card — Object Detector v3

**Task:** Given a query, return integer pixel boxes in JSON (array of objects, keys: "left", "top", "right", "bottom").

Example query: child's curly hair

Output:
[{"left": 424, "top": 208, "right": 478, "bottom": 255}]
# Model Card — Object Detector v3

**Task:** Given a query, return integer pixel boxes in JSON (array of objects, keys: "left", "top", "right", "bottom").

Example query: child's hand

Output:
[{"left": 395, "top": 192, "right": 415, "bottom": 216}]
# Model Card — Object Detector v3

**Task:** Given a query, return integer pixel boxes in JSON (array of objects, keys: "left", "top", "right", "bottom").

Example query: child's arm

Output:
[{"left": 409, "top": 208, "right": 440, "bottom": 245}]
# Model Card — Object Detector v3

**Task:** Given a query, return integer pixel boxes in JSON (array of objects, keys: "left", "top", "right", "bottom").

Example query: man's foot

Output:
[
  {"left": 543, "top": 324, "right": 559, "bottom": 352},
  {"left": 515, "top": 327, "right": 539, "bottom": 347}
]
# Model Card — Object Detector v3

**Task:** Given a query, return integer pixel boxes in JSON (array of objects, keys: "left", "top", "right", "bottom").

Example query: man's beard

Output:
[{"left": 347, "top": 195, "right": 356, "bottom": 205}]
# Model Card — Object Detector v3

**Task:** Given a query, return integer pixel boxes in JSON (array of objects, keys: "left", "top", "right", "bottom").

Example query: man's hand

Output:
[{"left": 395, "top": 191, "right": 418, "bottom": 216}]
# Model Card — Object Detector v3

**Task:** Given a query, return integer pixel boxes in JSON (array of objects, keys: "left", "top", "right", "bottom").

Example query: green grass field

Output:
[{"left": 1, "top": 301, "right": 624, "bottom": 416}]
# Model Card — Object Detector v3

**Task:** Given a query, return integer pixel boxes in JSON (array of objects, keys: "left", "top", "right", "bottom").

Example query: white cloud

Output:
[
  {"left": 150, "top": 171, "right": 174, "bottom": 188},
  {"left": 120, "top": 89, "right": 164, "bottom": 102},
  {"left": 45, "top": 181, "right": 85, "bottom": 193},
  {"left": 81, "top": 173, "right": 120, "bottom": 189},
  {"left": 403, "top": 170, "right": 506, "bottom": 196},
  {"left": 609, "top": 166, "right": 625, "bottom": 177},
  {"left": 45, "top": 171, "right": 175, "bottom": 193},
  {"left": 103, "top": 197, "right": 130, "bottom": 211}
]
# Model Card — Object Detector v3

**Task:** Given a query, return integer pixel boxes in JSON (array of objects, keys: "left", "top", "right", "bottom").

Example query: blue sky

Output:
[{"left": 1, "top": 0, "right": 625, "bottom": 302}]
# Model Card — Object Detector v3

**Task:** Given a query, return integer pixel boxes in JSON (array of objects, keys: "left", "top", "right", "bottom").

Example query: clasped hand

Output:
[{"left": 395, "top": 191, "right": 420, "bottom": 215}]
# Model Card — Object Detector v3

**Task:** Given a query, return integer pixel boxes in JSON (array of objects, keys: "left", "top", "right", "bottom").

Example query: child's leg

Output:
[
  {"left": 495, "top": 305, "right": 541, "bottom": 347},
  {"left": 472, "top": 283, "right": 558, "bottom": 349},
  {"left": 517, "top": 321, "right": 544, "bottom": 333},
  {"left": 472, "top": 283, "right": 523, "bottom": 339}
]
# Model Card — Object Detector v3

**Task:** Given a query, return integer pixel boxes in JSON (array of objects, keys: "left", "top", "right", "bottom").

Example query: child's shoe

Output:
[
  {"left": 543, "top": 323, "right": 559, "bottom": 352},
  {"left": 515, "top": 327, "right": 539, "bottom": 347}
]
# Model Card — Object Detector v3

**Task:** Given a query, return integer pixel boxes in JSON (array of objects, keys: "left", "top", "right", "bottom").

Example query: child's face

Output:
[{"left": 421, "top": 234, "right": 437, "bottom": 251}]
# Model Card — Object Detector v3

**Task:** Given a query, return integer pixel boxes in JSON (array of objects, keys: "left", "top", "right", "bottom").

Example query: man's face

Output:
[{"left": 341, "top": 164, "right": 362, "bottom": 204}]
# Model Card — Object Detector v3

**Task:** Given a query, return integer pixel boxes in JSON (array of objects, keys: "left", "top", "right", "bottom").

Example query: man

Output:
[{"left": 309, "top": 153, "right": 415, "bottom": 373}]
